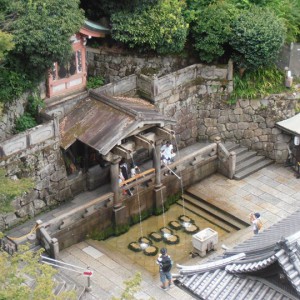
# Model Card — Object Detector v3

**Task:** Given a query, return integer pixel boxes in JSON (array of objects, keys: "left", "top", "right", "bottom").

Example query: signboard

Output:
[{"left": 83, "top": 270, "right": 93, "bottom": 277}]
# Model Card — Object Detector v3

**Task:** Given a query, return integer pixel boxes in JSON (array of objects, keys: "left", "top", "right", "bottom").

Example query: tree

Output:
[
  {"left": 229, "top": 6, "right": 286, "bottom": 71},
  {"left": 0, "top": 30, "right": 14, "bottom": 63},
  {"left": 0, "top": 238, "right": 76, "bottom": 299},
  {"left": 111, "top": 0, "right": 188, "bottom": 54},
  {"left": 228, "top": 0, "right": 300, "bottom": 42},
  {"left": 3, "top": 0, "right": 85, "bottom": 78},
  {"left": 189, "top": 1, "right": 238, "bottom": 63}
]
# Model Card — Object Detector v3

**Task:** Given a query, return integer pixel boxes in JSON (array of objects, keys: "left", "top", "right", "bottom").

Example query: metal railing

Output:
[{"left": 41, "top": 255, "right": 93, "bottom": 292}]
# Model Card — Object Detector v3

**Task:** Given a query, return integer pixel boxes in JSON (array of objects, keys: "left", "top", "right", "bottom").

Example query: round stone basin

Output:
[{"left": 100, "top": 204, "right": 231, "bottom": 275}]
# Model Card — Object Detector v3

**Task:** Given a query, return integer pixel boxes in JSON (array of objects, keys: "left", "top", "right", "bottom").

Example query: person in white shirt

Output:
[{"left": 160, "top": 141, "right": 174, "bottom": 165}]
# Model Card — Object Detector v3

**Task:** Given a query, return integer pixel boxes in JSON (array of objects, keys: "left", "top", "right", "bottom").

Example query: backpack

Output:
[
  {"left": 257, "top": 219, "right": 262, "bottom": 230},
  {"left": 161, "top": 255, "right": 172, "bottom": 272}
]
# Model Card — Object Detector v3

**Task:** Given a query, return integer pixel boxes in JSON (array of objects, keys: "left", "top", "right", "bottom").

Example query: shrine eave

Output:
[{"left": 80, "top": 20, "right": 110, "bottom": 38}]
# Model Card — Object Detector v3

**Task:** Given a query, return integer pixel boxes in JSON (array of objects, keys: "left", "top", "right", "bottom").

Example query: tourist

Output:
[
  {"left": 160, "top": 141, "right": 175, "bottom": 165},
  {"left": 249, "top": 212, "right": 262, "bottom": 234},
  {"left": 119, "top": 169, "right": 132, "bottom": 196},
  {"left": 156, "top": 248, "right": 173, "bottom": 290},
  {"left": 120, "top": 159, "right": 130, "bottom": 180},
  {"left": 130, "top": 163, "right": 141, "bottom": 178}
]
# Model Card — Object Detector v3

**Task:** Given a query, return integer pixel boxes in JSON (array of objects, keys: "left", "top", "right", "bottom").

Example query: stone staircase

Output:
[
  {"left": 0, "top": 235, "right": 87, "bottom": 299},
  {"left": 179, "top": 191, "right": 249, "bottom": 233},
  {"left": 225, "top": 142, "right": 274, "bottom": 180}
]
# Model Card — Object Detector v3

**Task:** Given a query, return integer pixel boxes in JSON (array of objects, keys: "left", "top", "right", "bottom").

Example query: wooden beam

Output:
[
  {"left": 119, "top": 168, "right": 155, "bottom": 186},
  {"left": 134, "top": 135, "right": 154, "bottom": 150},
  {"left": 155, "top": 127, "right": 175, "bottom": 140}
]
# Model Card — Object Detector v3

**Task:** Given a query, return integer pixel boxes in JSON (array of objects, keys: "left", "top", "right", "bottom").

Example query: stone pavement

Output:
[{"left": 57, "top": 163, "right": 300, "bottom": 300}]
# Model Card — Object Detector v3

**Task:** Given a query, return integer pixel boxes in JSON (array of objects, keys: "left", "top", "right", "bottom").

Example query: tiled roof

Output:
[{"left": 176, "top": 210, "right": 300, "bottom": 299}]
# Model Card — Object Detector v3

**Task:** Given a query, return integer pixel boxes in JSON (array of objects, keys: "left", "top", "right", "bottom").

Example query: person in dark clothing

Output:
[
  {"left": 156, "top": 248, "right": 173, "bottom": 290},
  {"left": 120, "top": 159, "right": 130, "bottom": 180}
]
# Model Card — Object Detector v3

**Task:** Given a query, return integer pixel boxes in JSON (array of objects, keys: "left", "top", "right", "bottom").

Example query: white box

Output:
[{"left": 192, "top": 228, "right": 218, "bottom": 257}]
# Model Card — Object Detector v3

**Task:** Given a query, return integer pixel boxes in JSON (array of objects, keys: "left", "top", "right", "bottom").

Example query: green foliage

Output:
[
  {"left": 0, "top": 69, "right": 32, "bottom": 103},
  {"left": 154, "top": 193, "right": 181, "bottom": 215},
  {"left": 14, "top": 93, "right": 45, "bottom": 133},
  {"left": 111, "top": 272, "right": 142, "bottom": 300},
  {"left": 230, "top": 7, "right": 286, "bottom": 70},
  {"left": 0, "top": 168, "right": 34, "bottom": 214},
  {"left": 111, "top": 0, "right": 188, "bottom": 54},
  {"left": 14, "top": 113, "right": 37, "bottom": 133},
  {"left": 82, "top": 0, "right": 158, "bottom": 20},
  {"left": 0, "top": 243, "right": 76, "bottom": 299},
  {"left": 0, "top": 30, "right": 14, "bottom": 62},
  {"left": 130, "top": 209, "right": 153, "bottom": 225},
  {"left": 190, "top": 1, "right": 238, "bottom": 63},
  {"left": 89, "top": 226, "right": 115, "bottom": 241},
  {"left": 228, "top": 0, "right": 300, "bottom": 42},
  {"left": 115, "top": 224, "right": 130, "bottom": 236},
  {"left": 86, "top": 75, "right": 105, "bottom": 89},
  {"left": 4, "top": 0, "right": 85, "bottom": 77},
  {"left": 229, "top": 66, "right": 287, "bottom": 102}
]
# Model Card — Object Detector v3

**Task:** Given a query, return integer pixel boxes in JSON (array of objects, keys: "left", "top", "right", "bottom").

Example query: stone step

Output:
[
  {"left": 236, "top": 150, "right": 257, "bottom": 164},
  {"left": 181, "top": 193, "right": 248, "bottom": 230},
  {"left": 235, "top": 155, "right": 266, "bottom": 173},
  {"left": 53, "top": 271, "right": 85, "bottom": 299},
  {"left": 224, "top": 142, "right": 240, "bottom": 152},
  {"left": 234, "top": 159, "right": 274, "bottom": 180},
  {"left": 231, "top": 147, "right": 249, "bottom": 156},
  {"left": 177, "top": 199, "right": 236, "bottom": 233}
]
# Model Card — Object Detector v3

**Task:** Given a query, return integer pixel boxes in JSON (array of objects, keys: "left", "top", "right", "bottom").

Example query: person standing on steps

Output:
[
  {"left": 156, "top": 248, "right": 173, "bottom": 290},
  {"left": 249, "top": 212, "right": 262, "bottom": 234}
]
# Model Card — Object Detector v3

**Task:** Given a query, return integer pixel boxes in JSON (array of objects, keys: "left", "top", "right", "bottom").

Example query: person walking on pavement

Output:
[
  {"left": 156, "top": 248, "right": 173, "bottom": 290},
  {"left": 249, "top": 212, "right": 262, "bottom": 234}
]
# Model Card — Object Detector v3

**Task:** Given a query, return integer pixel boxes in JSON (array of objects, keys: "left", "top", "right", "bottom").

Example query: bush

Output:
[
  {"left": 111, "top": 0, "right": 188, "bottom": 54},
  {"left": 0, "top": 69, "right": 32, "bottom": 103},
  {"left": 14, "top": 113, "right": 37, "bottom": 133},
  {"left": 191, "top": 1, "right": 238, "bottom": 63},
  {"left": 86, "top": 75, "right": 105, "bottom": 89},
  {"left": 0, "top": 169, "right": 34, "bottom": 214},
  {"left": 229, "top": 66, "right": 287, "bottom": 102},
  {"left": 229, "top": 7, "right": 286, "bottom": 71}
]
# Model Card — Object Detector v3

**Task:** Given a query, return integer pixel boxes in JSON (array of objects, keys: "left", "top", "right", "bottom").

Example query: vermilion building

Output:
[{"left": 47, "top": 20, "right": 109, "bottom": 98}]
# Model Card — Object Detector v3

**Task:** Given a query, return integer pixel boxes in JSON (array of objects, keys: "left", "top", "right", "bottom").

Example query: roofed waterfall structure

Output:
[
  {"left": 58, "top": 89, "right": 176, "bottom": 217},
  {"left": 175, "top": 209, "right": 300, "bottom": 300}
]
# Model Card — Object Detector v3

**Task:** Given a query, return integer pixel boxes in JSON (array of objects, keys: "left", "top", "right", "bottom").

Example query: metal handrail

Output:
[{"left": 40, "top": 255, "right": 93, "bottom": 291}]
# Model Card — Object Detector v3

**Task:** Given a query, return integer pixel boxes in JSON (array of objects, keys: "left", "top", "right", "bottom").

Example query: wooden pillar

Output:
[
  {"left": 153, "top": 139, "right": 163, "bottom": 188},
  {"left": 110, "top": 156, "right": 122, "bottom": 208},
  {"left": 153, "top": 139, "right": 166, "bottom": 209}
]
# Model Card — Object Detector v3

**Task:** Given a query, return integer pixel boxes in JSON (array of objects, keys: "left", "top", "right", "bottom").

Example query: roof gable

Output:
[
  {"left": 177, "top": 210, "right": 300, "bottom": 299},
  {"left": 59, "top": 91, "right": 175, "bottom": 154}
]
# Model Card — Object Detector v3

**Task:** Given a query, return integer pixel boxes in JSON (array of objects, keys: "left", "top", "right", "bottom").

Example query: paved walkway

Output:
[{"left": 57, "top": 163, "right": 300, "bottom": 300}]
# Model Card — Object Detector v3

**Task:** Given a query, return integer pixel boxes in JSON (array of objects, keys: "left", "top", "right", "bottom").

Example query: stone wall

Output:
[
  {"left": 0, "top": 92, "right": 28, "bottom": 142},
  {"left": 159, "top": 90, "right": 299, "bottom": 162},
  {"left": 0, "top": 122, "right": 71, "bottom": 230},
  {"left": 86, "top": 46, "right": 199, "bottom": 82}
]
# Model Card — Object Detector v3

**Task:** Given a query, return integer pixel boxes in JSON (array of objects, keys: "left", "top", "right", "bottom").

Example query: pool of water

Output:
[{"left": 101, "top": 203, "right": 232, "bottom": 275}]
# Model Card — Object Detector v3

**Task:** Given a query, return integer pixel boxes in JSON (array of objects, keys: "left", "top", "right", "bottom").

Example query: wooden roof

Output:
[{"left": 59, "top": 91, "right": 175, "bottom": 155}]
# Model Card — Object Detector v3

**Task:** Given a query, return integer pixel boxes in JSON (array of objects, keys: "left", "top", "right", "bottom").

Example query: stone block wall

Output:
[
  {"left": 164, "top": 90, "right": 298, "bottom": 161},
  {"left": 0, "top": 126, "right": 71, "bottom": 230},
  {"left": 0, "top": 92, "right": 29, "bottom": 142},
  {"left": 86, "top": 46, "right": 199, "bottom": 83}
]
